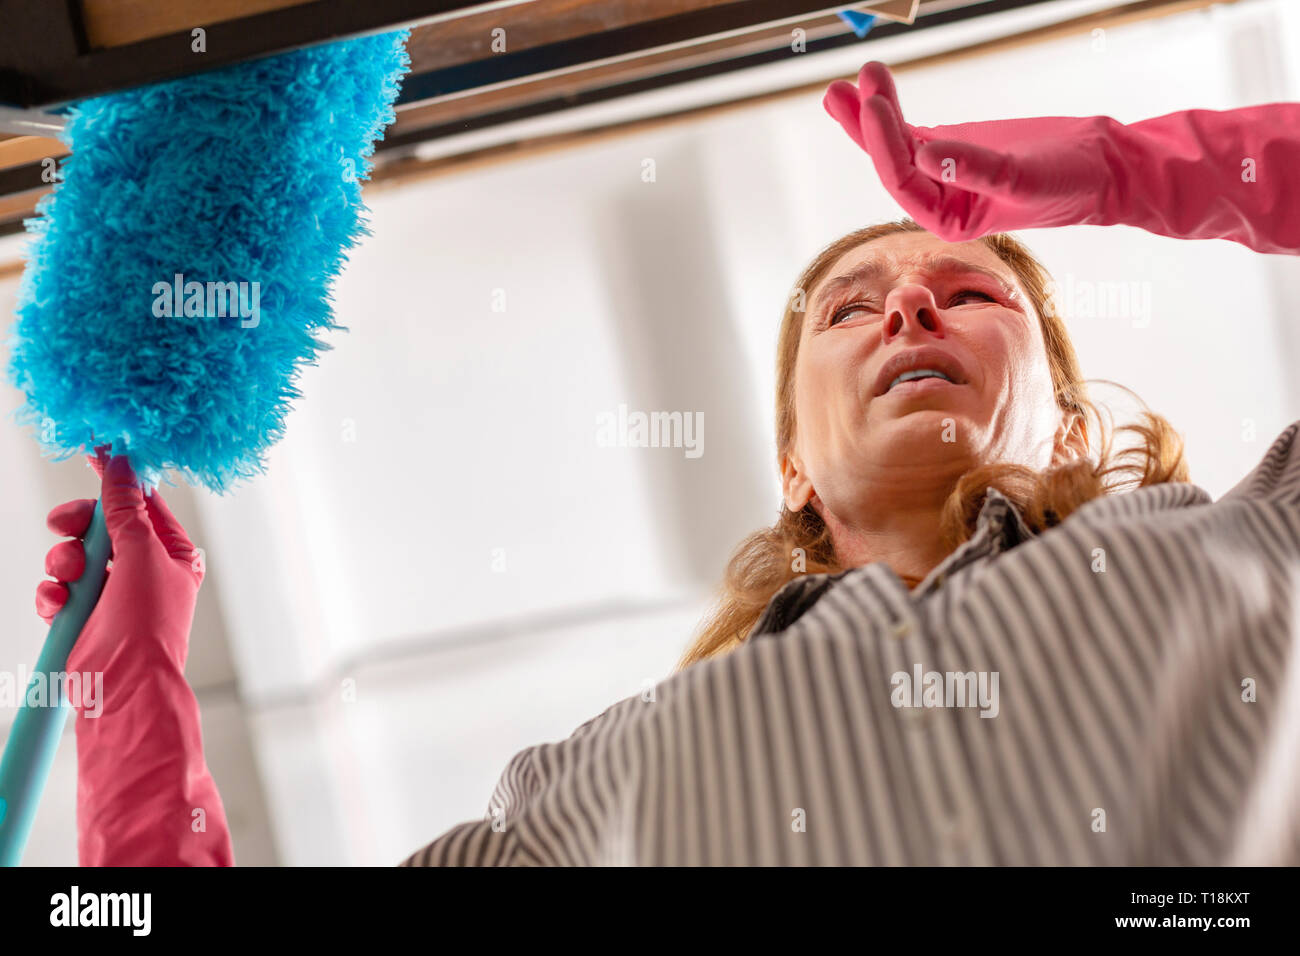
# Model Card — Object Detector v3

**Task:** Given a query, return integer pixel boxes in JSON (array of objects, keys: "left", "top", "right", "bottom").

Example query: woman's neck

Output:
[{"left": 820, "top": 499, "right": 954, "bottom": 587}]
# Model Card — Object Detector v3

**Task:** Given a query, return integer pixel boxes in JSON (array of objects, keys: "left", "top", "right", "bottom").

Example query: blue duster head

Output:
[{"left": 6, "top": 30, "right": 410, "bottom": 492}]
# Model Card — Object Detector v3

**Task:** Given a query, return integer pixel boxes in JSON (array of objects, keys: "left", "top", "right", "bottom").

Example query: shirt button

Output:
[{"left": 891, "top": 619, "right": 912, "bottom": 639}]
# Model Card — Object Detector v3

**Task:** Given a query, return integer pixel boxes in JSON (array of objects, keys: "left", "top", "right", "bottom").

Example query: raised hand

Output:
[
  {"left": 37, "top": 452, "right": 232, "bottom": 866},
  {"left": 824, "top": 60, "right": 1300, "bottom": 255}
]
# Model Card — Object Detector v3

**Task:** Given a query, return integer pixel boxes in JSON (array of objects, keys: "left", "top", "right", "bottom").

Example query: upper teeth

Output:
[{"left": 889, "top": 368, "right": 953, "bottom": 391}]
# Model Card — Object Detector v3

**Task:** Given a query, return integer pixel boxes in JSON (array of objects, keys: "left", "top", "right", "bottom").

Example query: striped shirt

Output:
[{"left": 400, "top": 421, "right": 1300, "bottom": 866}]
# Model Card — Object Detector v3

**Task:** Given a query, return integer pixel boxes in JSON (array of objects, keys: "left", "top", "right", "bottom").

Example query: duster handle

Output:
[{"left": 0, "top": 499, "right": 111, "bottom": 866}]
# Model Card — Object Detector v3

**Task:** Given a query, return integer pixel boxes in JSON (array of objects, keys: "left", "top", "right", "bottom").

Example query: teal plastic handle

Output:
[{"left": 0, "top": 499, "right": 111, "bottom": 866}]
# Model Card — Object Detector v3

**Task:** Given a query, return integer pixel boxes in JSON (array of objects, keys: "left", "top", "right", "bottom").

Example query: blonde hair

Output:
[{"left": 678, "top": 218, "right": 1189, "bottom": 669}]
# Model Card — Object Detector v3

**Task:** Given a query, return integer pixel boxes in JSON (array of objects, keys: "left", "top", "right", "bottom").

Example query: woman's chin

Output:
[{"left": 869, "top": 409, "right": 978, "bottom": 459}]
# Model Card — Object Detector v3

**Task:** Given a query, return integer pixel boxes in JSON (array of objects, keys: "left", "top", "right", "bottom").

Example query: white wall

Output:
[{"left": 2, "top": 0, "right": 1299, "bottom": 865}]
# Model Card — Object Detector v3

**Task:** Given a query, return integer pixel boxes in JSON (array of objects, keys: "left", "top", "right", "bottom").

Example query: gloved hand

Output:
[
  {"left": 37, "top": 451, "right": 234, "bottom": 866},
  {"left": 824, "top": 61, "right": 1300, "bottom": 255}
]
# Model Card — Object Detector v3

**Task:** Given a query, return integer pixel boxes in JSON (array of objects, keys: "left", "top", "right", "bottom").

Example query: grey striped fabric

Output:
[{"left": 400, "top": 421, "right": 1300, "bottom": 866}]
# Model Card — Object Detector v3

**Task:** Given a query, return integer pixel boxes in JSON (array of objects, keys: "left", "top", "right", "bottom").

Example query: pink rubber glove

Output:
[
  {"left": 37, "top": 452, "right": 234, "bottom": 866},
  {"left": 824, "top": 61, "right": 1300, "bottom": 255}
]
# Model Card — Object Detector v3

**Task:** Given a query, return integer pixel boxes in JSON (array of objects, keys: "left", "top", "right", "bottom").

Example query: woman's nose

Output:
[{"left": 883, "top": 285, "right": 946, "bottom": 340}]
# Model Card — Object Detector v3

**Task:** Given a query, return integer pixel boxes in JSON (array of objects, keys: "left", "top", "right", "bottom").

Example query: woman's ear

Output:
[
  {"left": 1051, "top": 410, "right": 1089, "bottom": 465},
  {"left": 781, "top": 450, "right": 815, "bottom": 511}
]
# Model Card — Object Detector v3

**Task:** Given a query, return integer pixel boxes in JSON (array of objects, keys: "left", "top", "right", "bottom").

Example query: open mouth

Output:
[
  {"left": 886, "top": 368, "right": 955, "bottom": 392},
  {"left": 873, "top": 348, "right": 969, "bottom": 397}
]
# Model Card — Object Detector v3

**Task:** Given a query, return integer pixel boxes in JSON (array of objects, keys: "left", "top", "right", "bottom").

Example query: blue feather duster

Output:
[
  {"left": 0, "top": 30, "right": 410, "bottom": 866},
  {"left": 7, "top": 30, "right": 410, "bottom": 492}
]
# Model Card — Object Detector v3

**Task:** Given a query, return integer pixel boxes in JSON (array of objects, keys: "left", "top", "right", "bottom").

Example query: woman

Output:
[{"left": 36, "top": 62, "right": 1300, "bottom": 865}]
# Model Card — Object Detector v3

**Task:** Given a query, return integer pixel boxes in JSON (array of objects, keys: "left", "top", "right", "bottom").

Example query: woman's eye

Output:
[
  {"left": 829, "top": 289, "right": 994, "bottom": 325},
  {"left": 829, "top": 304, "right": 875, "bottom": 326},
  {"left": 949, "top": 289, "right": 996, "bottom": 306}
]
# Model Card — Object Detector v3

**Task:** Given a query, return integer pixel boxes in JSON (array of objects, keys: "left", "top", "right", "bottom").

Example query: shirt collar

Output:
[{"left": 748, "top": 487, "right": 1037, "bottom": 640}]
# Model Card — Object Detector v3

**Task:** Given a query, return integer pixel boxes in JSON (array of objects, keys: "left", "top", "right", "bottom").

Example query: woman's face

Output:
[{"left": 784, "top": 230, "right": 1078, "bottom": 518}]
